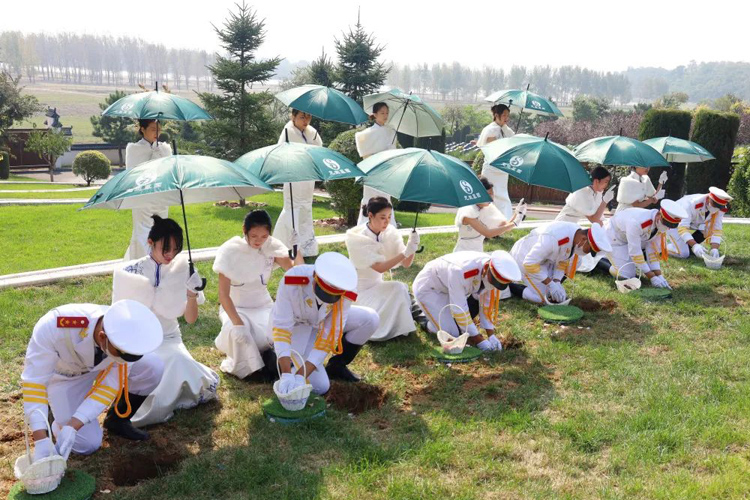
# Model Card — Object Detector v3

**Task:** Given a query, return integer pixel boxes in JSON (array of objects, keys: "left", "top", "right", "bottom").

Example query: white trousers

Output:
[
  {"left": 666, "top": 228, "right": 692, "bottom": 259},
  {"left": 607, "top": 244, "right": 640, "bottom": 279},
  {"left": 49, "top": 354, "right": 163, "bottom": 455}
]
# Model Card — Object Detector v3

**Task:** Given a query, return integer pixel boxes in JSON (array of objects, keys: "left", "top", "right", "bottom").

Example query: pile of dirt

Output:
[
  {"left": 314, "top": 217, "right": 348, "bottom": 230},
  {"left": 325, "top": 381, "right": 387, "bottom": 414},
  {"left": 214, "top": 200, "right": 268, "bottom": 209},
  {"left": 498, "top": 333, "right": 525, "bottom": 350},
  {"left": 571, "top": 297, "right": 617, "bottom": 312}
]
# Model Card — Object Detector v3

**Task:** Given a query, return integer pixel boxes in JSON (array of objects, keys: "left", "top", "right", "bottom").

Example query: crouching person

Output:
[
  {"left": 270, "top": 252, "right": 379, "bottom": 396},
  {"left": 21, "top": 300, "right": 164, "bottom": 461}
]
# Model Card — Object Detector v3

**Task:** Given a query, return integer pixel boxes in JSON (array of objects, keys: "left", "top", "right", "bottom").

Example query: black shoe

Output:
[
  {"left": 104, "top": 393, "right": 150, "bottom": 441},
  {"left": 509, "top": 283, "right": 526, "bottom": 298},
  {"left": 325, "top": 338, "right": 364, "bottom": 383},
  {"left": 256, "top": 349, "right": 280, "bottom": 383},
  {"left": 595, "top": 258, "right": 613, "bottom": 276}
]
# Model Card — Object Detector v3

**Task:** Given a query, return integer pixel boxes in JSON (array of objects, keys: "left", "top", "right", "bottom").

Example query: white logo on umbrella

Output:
[
  {"left": 120, "top": 103, "right": 134, "bottom": 112},
  {"left": 530, "top": 100, "right": 543, "bottom": 110},
  {"left": 509, "top": 156, "right": 524, "bottom": 167},
  {"left": 323, "top": 158, "right": 341, "bottom": 171},
  {"left": 459, "top": 180, "right": 474, "bottom": 194},
  {"left": 135, "top": 172, "right": 158, "bottom": 187}
]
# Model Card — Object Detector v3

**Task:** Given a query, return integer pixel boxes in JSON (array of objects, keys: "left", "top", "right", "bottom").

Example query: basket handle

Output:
[
  {"left": 23, "top": 408, "right": 55, "bottom": 464},
  {"left": 276, "top": 349, "right": 307, "bottom": 380},
  {"left": 437, "top": 303, "right": 469, "bottom": 336},
  {"left": 614, "top": 261, "right": 642, "bottom": 282}
]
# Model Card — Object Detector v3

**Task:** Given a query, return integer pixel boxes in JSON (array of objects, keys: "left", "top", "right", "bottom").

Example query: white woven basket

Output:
[
  {"left": 615, "top": 262, "right": 642, "bottom": 294},
  {"left": 702, "top": 241, "right": 728, "bottom": 270},
  {"left": 436, "top": 304, "right": 470, "bottom": 354},
  {"left": 14, "top": 409, "right": 66, "bottom": 495},
  {"left": 273, "top": 349, "right": 313, "bottom": 412}
]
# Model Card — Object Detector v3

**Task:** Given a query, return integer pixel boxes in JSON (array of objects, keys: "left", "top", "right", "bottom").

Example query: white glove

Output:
[
  {"left": 55, "top": 425, "right": 77, "bottom": 460},
  {"left": 186, "top": 271, "right": 203, "bottom": 293},
  {"left": 710, "top": 248, "right": 720, "bottom": 259},
  {"left": 278, "top": 373, "right": 296, "bottom": 394},
  {"left": 659, "top": 171, "right": 668, "bottom": 185},
  {"left": 692, "top": 243, "right": 706, "bottom": 258},
  {"left": 33, "top": 437, "right": 53, "bottom": 462},
  {"left": 655, "top": 189, "right": 666, "bottom": 200},
  {"left": 603, "top": 185, "right": 616, "bottom": 204},
  {"left": 293, "top": 374, "right": 307, "bottom": 390},
  {"left": 650, "top": 275, "right": 670, "bottom": 289},
  {"left": 230, "top": 324, "right": 250, "bottom": 345},
  {"left": 487, "top": 335, "right": 503, "bottom": 351},
  {"left": 548, "top": 282, "right": 567, "bottom": 303},
  {"left": 289, "top": 229, "right": 299, "bottom": 248},
  {"left": 404, "top": 232, "right": 420, "bottom": 257}
]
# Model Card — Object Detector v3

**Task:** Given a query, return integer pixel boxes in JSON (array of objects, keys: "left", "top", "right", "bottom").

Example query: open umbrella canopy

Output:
[
  {"left": 481, "top": 134, "right": 591, "bottom": 193},
  {"left": 484, "top": 88, "right": 564, "bottom": 117},
  {"left": 83, "top": 155, "right": 271, "bottom": 210},
  {"left": 102, "top": 90, "right": 212, "bottom": 121},
  {"left": 642, "top": 136, "right": 715, "bottom": 163},
  {"left": 574, "top": 135, "right": 670, "bottom": 168},
  {"left": 363, "top": 88, "right": 444, "bottom": 138},
  {"left": 275, "top": 84, "right": 368, "bottom": 125},
  {"left": 358, "top": 148, "right": 491, "bottom": 207},
  {"left": 235, "top": 142, "right": 364, "bottom": 184}
]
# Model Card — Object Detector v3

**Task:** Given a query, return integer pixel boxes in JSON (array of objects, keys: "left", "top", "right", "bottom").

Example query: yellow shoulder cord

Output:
[
  {"left": 660, "top": 233, "right": 668, "bottom": 261},
  {"left": 482, "top": 289, "right": 500, "bottom": 327},
  {"left": 705, "top": 213, "right": 717, "bottom": 240},
  {"left": 85, "top": 364, "right": 113, "bottom": 399},
  {"left": 566, "top": 255, "right": 579, "bottom": 280},
  {"left": 317, "top": 299, "right": 344, "bottom": 355},
  {"left": 113, "top": 364, "right": 132, "bottom": 418}
]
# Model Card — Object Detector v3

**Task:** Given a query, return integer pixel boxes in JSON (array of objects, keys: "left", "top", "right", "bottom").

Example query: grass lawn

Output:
[
  {"left": 0, "top": 226, "right": 749, "bottom": 498},
  {"left": 0, "top": 189, "right": 99, "bottom": 199},
  {"left": 5, "top": 175, "right": 45, "bottom": 182},
  {"left": 0, "top": 193, "right": 455, "bottom": 275},
  {"left": 0, "top": 182, "right": 89, "bottom": 191}
]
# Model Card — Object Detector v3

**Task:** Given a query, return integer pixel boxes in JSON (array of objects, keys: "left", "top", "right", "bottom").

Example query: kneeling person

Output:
[
  {"left": 413, "top": 250, "right": 522, "bottom": 351},
  {"left": 21, "top": 300, "right": 164, "bottom": 461},
  {"left": 667, "top": 187, "right": 732, "bottom": 259},
  {"left": 270, "top": 252, "right": 379, "bottom": 395}
]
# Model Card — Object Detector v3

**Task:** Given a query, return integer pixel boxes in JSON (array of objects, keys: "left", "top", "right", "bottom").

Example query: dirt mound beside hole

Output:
[
  {"left": 314, "top": 217, "right": 348, "bottom": 230},
  {"left": 571, "top": 298, "right": 617, "bottom": 312},
  {"left": 325, "top": 381, "right": 387, "bottom": 414},
  {"left": 499, "top": 333, "right": 525, "bottom": 350},
  {"left": 111, "top": 451, "right": 183, "bottom": 486}
]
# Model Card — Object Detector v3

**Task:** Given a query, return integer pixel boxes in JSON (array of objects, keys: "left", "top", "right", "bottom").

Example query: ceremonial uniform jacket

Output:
[
  {"left": 605, "top": 208, "right": 666, "bottom": 273},
  {"left": 516, "top": 222, "right": 581, "bottom": 283},
  {"left": 675, "top": 193, "right": 726, "bottom": 245}
]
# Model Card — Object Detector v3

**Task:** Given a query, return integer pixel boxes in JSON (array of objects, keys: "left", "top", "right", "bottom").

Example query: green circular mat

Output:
[
  {"left": 8, "top": 469, "right": 95, "bottom": 500},
  {"left": 263, "top": 395, "right": 326, "bottom": 424},
  {"left": 632, "top": 288, "right": 673, "bottom": 301},
  {"left": 430, "top": 345, "right": 482, "bottom": 363},
  {"left": 538, "top": 305, "right": 584, "bottom": 324}
]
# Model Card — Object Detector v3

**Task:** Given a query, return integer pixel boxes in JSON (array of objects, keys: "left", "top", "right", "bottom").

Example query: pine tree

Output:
[
  {"left": 308, "top": 48, "right": 335, "bottom": 87},
  {"left": 198, "top": 2, "right": 280, "bottom": 160},
  {"left": 91, "top": 90, "right": 136, "bottom": 167},
  {"left": 333, "top": 12, "right": 389, "bottom": 105}
]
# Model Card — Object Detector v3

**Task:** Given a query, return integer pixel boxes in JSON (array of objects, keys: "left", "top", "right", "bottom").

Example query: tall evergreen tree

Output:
[
  {"left": 198, "top": 2, "right": 280, "bottom": 160},
  {"left": 90, "top": 90, "right": 136, "bottom": 167},
  {"left": 333, "top": 12, "right": 388, "bottom": 105},
  {"left": 308, "top": 48, "right": 335, "bottom": 87}
]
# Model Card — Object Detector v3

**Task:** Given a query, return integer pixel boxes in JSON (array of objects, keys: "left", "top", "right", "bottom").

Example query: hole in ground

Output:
[
  {"left": 111, "top": 451, "right": 183, "bottom": 486},
  {"left": 325, "top": 381, "right": 387, "bottom": 414},
  {"left": 571, "top": 298, "right": 618, "bottom": 312}
]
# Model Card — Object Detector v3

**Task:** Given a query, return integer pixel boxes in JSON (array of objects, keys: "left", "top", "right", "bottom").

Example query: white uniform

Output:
[
  {"left": 345, "top": 223, "right": 414, "bottom": 341},
  {"left": 603, "top": 208, "right": 666, "bottom": 279},
  {"left": 21, "top": 304, "right": 164, "bottom": 455},
  {"left": 667, "top": 194, "right": 726, "bottom": 258},
  {"left": 112, "top": 255, "right": 218, "bottom": 426},
  {"left": 412, "top": 252, "right": 505, "bottom": 337},
  {"left": 273, "top": 121, "right": 324, "bottom": 257},
  {"left": 269, "top": 265, "right": 379, "bottom": 395},
  {"left": 615, "top": 171, "right": 656, "bottom": 213},
  {"left": 355, "top": 123, "right": 398, "bottom": 227},
  {"left": 478, "top": 121, "right": 515, "bottom": 219},
  {"left": 453, "top": 203, "right": 507, "bottom": 253},
  {"left": 213, "top": 235, "right": 289, "bottom": 377},
  {"left": 124, "top": 139, "right": 173, "bottom": 260},
  {"left": 510, "top": 222, "right": 581, "bottom": 303},
  {"left": 556, "top": 186, "right": 603, "bottom": 223}
]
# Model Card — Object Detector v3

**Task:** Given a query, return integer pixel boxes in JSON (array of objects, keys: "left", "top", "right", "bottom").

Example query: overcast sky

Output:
[{"left": 2, "top": 0, "right": 746, "bottom": 72}]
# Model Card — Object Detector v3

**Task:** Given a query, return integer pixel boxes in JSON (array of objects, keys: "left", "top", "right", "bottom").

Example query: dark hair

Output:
[
  {"left": 361, "top": 196, "right": 393, "bottom": 218},
  {"left": 591, "top": 166, "right": 611, "bottom": 181},
  {"left": 479, "top": 175, "right": 494, "bottom": 192},
  {"left": 291, "top": 109, "right": 310, "bottom": 117},
  {"left": 243, "top": 210, "right": 273, "bottom": 234},
  {"left": 370, "top": 102, "right": 388, "bottom": 119},
  {"left": 137, "top": 119, "right": 158, "bottom": 137},
  {"left": 490, "top": 104, "right": 510, "bottom": 119},
  {"left": 148, "top": 215, "right": 183, "bottom": 254}
]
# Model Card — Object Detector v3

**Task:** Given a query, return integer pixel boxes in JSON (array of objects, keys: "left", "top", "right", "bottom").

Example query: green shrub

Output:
[
  {"left": 727, "top": 147, "right": 750, "bottom": 216},
  {"left": 686, "top": 110, "right": 740, "bottom": 193},
  {"left": 325, "top": 129, "right": 362, "bottom": 226},
  {"left": 638, "top": 108, "right": 692, "bottom": 199},
  {"left": 72, "top": 150, "right": 111, "bottom": 186}
]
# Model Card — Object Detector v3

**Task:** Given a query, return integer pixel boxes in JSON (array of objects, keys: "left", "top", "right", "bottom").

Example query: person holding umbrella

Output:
[
  {"left": 111, "top": 216, "right": 219, "bottom": 428},
  {"left": 555, "top": 166, "right": 616, "bottom": 225},
  {"left": 213, "top": 210, "right": 303, "bottom": 380},
  {"left": 345, "top": 197, "right": 418, "bottom": 342},
  {"left": 355, "top": 102, "right": 398, "bottom": 227},
  {"left": 124, "top": 119, "right": 173, "bottom": 260},
  {"left": 477, "top": 104, "right": 515, "bottom": 219},
  {"left": 615, "top": 167, "right": 668, "bottom": 213},
  {"left": 273, "top": 110, "right": 324, "bottom": 257}
]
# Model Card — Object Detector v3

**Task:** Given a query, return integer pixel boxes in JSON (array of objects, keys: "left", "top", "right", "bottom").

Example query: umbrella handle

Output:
[
  {"left": 415, "top": 246, "right": 425, "bottom": 254},
  {"left": 289, "top": 245, "right": 298, "bottom": 261},
  {"left": 188, "top": 261, "right": 207, "bottom": 292}
]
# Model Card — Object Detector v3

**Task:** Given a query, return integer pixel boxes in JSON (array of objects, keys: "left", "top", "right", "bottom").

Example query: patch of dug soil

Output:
[
  {"left": 723, "top": 257, "right": 745, "bottom": 267},
  {"left": 314, "top": 217, "right": 348, "bottom": 231},
  {"left": 571, "top": 297, "right": 617, "bottom": 312},
  {"left": 498, "top": 333, "right": 525, "bottom": 350},
  {"left": 214, "top": 200, "right": 268, "bottom": 209},
  {"left": 110, "top": 451, "right": 184, "bottom": 487},
  {"left": 325, "top": 381, "right": 387, "bottom": 414}
]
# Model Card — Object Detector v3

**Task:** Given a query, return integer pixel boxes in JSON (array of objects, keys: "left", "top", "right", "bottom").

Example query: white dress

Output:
[
  {"left": 453, "top": 203, "right": 507, "bottom": 252},
  {"left": 123, "top": 138, "right": 172, "bottom": 260},
  {"left": 355, "top": 123, "right": 398, "bottom": 227},
  {"left": 478, "top": 121, "right": 515, "bottom": 219},
  {"left": 273, "top": 121, "right": 323, "bottom": 257},
  {"left": 555, "top": 186, "right": 604, "bottom": 272},
  {"left": 112, "top": 254, "right": 219, "bottom": 427},
  {"left": 345, "top": 224, "right": 415, "bottom": 341},
  {"left": 616, "top": 171, "right": 656, "bottom": 213},
  {"left": 212, "top": 235, "right": 290, "bottom": 378}
]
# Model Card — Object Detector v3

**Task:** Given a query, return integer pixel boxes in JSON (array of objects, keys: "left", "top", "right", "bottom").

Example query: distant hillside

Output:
[{"left": 626, "top": 61, "right": 750, "bottom": 101}]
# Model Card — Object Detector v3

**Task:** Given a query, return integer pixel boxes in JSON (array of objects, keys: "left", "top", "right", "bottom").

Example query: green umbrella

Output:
[
  {"left": 485, "top": 85, "right": 564, "bottom": 131},
  {"left": 358, "top": 148, "right": 491, "bottom": 234},
  {"left": 83, "top": 154, "right": 272, "bottom": 287},
  {"left": 573, "top": 135, "right": 670, "bottom": 168},
  {"left": 101, "top": 83, "right": 212, "bottom": 121},
  {"left": 363, "top": 88, "right": 444, "bottom": 142},
  {"left": 642, "top": 136, "right": 715, "bottom": 163},
  {"left": 481, "top": 134, "right": 591, "bottom": 193},
  {"left": 235, "top": 143, "right": 365, "bottom": 257},
  {"left": 275, "top": 84, "right": 368, "bottom": 125}
]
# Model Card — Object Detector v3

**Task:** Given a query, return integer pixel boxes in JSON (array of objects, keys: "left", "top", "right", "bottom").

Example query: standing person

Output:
[
  {"left": 615, "top": 167, "right": 668, "bottom": 213},
  {"left": 478, "top": 104, "right": 515, "bottom": 219},
  {"left": 555, "top": 166, "right": 616, "bottom": 225},
  {"left": 112, "top": 216, "right": 219, "bottom": 427},
  {"left": 213, "top": 210, "right": 302, "bottom": 380},
  {"left": 454, "top": 176, "right": 524, "bottom": 253},
  {"left": 270, "top": 253, "right": 379, "bottom": 394},
  {"left": 124, "top": 119, "right": 173, "bottom": 260},
  {"left": 667, "top": 187, "right": 732, "bottom": 259},
  {"left": 273, "top": 109, "right": 324, "bottom": 257},
  {"left": 345, "top": 197, "right": 419, "bottom": 341},
  {"left": 21, "top": 300, "right": 163, "bottom": 461},
  {"left": 355, "top": 102, "right": 398, "bottom": 227}
]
